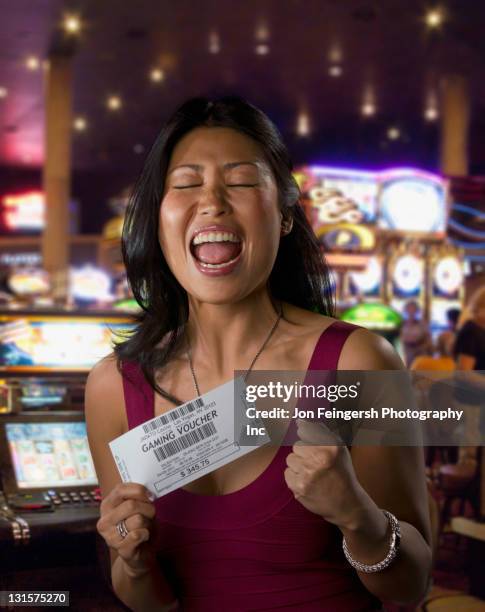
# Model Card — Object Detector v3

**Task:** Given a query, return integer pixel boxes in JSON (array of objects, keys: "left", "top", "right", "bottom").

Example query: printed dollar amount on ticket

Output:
[{"left": 109, "top": 376, "right": 270, "bottom": 498}]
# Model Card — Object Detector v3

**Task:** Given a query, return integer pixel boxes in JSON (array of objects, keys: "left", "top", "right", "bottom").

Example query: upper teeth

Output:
[{"left": 192, "top": 231, "right": 241, "bottom": 245}]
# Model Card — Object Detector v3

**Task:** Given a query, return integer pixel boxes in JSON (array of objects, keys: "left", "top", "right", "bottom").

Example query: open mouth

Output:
[{"left": 190, "top": 230, "right": 243, "bottom": 270}]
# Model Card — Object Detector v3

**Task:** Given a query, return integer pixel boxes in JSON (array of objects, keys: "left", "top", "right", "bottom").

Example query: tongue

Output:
[{"left": 193, "top": 242, "right": 241, "bottom": 264}]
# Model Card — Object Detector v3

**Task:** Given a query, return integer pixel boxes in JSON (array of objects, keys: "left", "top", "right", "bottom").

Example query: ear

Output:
[{"left": 280, "top": 216, "right": 293, "bottom": 236}]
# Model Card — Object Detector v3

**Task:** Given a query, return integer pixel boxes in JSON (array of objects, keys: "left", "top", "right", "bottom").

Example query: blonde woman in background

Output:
[{"left": 453, "top": 286, "right": 485, "bottom": 451}]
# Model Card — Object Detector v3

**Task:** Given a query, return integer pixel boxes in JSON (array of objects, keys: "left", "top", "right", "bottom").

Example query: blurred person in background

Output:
[
  {"left": 410, "top": 308, "right": 459, "bottom": 371},
  {"left": 400, "top": 300, "right": 433, "bottom": 368},
  {"left": 436, "top": 307, "right": 461, "bottom": 358},
  {"left": 454, "top": 288, "right": 485, "bottom": 370},
  {"left": 453, "top": 286, "right": 485, "bottom": 450}
]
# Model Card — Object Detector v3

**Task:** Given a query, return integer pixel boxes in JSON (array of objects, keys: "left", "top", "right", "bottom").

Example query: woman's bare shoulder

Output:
[
  {"left": 86, "top": 353, "right": 123, "bottom": 391},
  {"left": 339, "top": 325, "right": 404, "bottom": 370},
  {"left": 85, "top": 353, "right": 127, "bottom": 435},
  {"left": 282, "top": 302, "right": 404, "bottom": 370}
]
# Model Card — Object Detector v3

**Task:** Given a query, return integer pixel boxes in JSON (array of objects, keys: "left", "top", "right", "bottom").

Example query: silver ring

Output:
[{"left": 116, "top": 519, "right": 129, "bottom": 539}]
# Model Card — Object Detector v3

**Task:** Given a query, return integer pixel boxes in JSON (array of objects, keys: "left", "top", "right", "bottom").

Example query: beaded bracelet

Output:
[{"left": 342, "top": 510, "right": 401, "bottom": 573}]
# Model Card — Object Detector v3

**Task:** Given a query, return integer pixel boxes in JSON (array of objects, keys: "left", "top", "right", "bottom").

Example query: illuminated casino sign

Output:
[
  {"left": 348, "top": 256, "right": 383, "bottom": 296},
  {"left": 432, "top": 255, "right": 463, "bottom": 298},
  {"left": 316, "top": 224, "right": 375, "bottom": 252},
  {"left": 295, "top": 166, "right": 448, "bottom": 242},
  {"left": 341, "top": 303, "right": 402, "bottom": 331},
  {"left": 392, "top": 254, "right": 424, "bottom": 296},
  {"left": 0, "top": 191, "right": 45, "bottom": 233},
  {"left": 296, "top": 166, "right": 378, "bottom": 229},
  {"left": 70, "top": 265, "right": 113, "bottom": 301},
  {"left": 8, "top": 269, "right": 51, "bottom": 296},
  {"left": 379, "top": 171, "right": 447, "bottom": 234},
  {"left": 0, "top": 252, "right": 42, "bottom": 267}
]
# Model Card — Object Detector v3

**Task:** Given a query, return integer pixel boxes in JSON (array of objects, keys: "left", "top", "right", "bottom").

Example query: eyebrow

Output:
[
  {"left": 167, "top": 161, "right": 262, "bottom": 175},
  {"left": 224, "top": 161, "right": 261, "bottom": 171}
]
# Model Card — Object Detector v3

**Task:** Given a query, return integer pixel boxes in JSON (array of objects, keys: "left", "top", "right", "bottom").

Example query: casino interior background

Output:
[{"left": 0, "top": 1, "right": 485, "bottom": 610}]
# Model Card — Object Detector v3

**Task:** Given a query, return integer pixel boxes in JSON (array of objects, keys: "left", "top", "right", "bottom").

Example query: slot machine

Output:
[
  {"left": 0, "top": 310, "right": 134, "bottom": 555},
  {"left": 378, "top": 168, "right": 451, "bottom": 323},
  {"left": 0, "top": 412, "right": 99, "bottom": 529},
  {"left": 295, "top": 165, "right": 378, "bottom": 313},
  {"left": 346, "top": 255, "right": 385, "bottom": 304},
  {"left": 428, "top": 247, "right": 464, "bottom": 336},
  {"left": 387, "top": 244, "right": 426, "bottom": 316}
]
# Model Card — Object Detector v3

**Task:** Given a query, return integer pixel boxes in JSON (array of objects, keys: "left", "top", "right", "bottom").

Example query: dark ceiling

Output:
[{"left": 2, "top": 0, "right": 485, "bottom": 177}]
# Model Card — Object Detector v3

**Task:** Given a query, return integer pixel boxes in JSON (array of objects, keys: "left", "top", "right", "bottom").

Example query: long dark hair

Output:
[{"left": 115, "top": 96, "right": 335, "bottom": 402}]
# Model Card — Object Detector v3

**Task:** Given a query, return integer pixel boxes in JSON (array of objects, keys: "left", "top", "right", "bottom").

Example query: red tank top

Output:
[{"left": 122, "top": 321, "right": 381, "bottom": 611}]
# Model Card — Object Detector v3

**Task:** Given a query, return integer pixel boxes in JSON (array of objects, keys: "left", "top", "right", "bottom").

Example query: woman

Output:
[
  {"left": 85, "top": 97, "right": 431, "bottom": 611},
  {"left": 453, "top": 287, "right": 485, "bottom": 448},
  {"left": 454, "top": 287, "right": 485, "bottom": 373}
]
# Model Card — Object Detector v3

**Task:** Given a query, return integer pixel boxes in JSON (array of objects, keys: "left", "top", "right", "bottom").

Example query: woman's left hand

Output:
[{"left": 284, "top": 419, "right": 372, "bottom": 531}]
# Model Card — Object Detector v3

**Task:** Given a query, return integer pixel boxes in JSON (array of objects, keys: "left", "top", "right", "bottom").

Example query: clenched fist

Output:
[{"left": 284, "top": 419, "right": 370, "bottom": 531}]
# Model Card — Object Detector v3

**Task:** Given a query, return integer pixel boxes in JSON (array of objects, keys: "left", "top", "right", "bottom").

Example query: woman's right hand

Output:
[{"left": 97, "top": 483, "right": 158, "bottom": 578}]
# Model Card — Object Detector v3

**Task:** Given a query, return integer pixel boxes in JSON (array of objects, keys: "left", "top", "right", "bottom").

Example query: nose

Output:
[{"left": 198, "top": 184, "right": 230, "bottom": 217}]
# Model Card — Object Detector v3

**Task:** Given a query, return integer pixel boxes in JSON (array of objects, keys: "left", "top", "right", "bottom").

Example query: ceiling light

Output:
[
  {"left": 255, "top": 44, "right": 269, "bottom": 55},
  {"left": 0, "top": 87, "right": 8, "bottom": 99},
  {"left": 425, "top": 106, "right": 439, "bottom": 121},
  {"left": 328, "top": 43, "right": 343, "bottom": 64},
  {"left": 329, "top": 65, "right": 343, "bottom": 77},
  {"left": 255, "top": 22, "right": 269, "bottom": 42},
  {"left": 425, "top": 8, "right": 444, "bottom": 28},
  {"left": 107, "top": 96, "right": 122, "bottom": 111},
  {"left": 26, "top": 56, "right": 40, "bottom": 71},
  {"left": 209, "top": 31, "right": 220, "bottom": 54},
  {"left": 297, "top": 111, "right": 311, "bottom": 137},
  {"left": 150, "top": 68, "right": 164, "bottom": 82},
  {"left": 424, "top": 90, "right": 439, "bottom": 121},
  {"left": 63, "top": 14, "right": 82, "bottom": 34},
  {"left": 387, "top": 126, "right": 401, "bottom": 140},
  {"left": 361, "top": 102, "right": 376, "bottom": 117},
  {"left": 73, "top": 117, "right": 87, "bottom": 131},
  {"left": 361, "top": 85, "right": 376, "bottom": 117}
]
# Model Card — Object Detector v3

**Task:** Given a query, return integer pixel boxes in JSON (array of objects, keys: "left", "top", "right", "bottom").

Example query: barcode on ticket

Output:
[
  {"left": 153, "top": 422, "right": 217, "bottom": 461},
  {"left": 143, "top": 398, "right": 204, "bottom": 434}
]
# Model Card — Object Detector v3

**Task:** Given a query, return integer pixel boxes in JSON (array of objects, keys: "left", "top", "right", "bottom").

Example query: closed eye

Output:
[
  {"left": 227, "top": 183, "right": 260, "bottom": 188},
  {"left": 173, "top": 184, "right": 202, "bottom": 189}
]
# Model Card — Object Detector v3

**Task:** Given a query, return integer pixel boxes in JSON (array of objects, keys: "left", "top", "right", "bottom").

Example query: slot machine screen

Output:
[
  {"left": 0, "top": 313, "right": 134, "bottom": 373},
  {"left": 18, "top": 382, "right": 67, "bottom": 408},
  {"left": 0, "top": 414, "right": 98, "bottom": 493}
]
